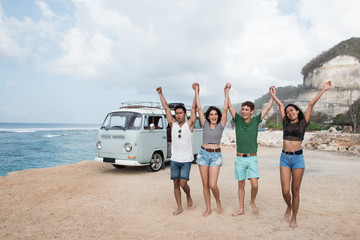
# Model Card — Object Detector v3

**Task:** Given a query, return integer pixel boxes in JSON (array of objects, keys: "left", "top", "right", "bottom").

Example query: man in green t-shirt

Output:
[{"left": 229, "top": 88, "right": 274, "bottom": 216}]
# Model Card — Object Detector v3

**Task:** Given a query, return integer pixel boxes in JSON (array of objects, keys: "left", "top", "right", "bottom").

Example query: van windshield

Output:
[{"left": 101, "top": 112, "right": 142, "bottom": 130}]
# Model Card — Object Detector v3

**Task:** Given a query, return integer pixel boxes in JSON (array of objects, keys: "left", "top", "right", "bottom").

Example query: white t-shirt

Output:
[{"left": 171, "top": 121, "right": 193, "bottom": 162}]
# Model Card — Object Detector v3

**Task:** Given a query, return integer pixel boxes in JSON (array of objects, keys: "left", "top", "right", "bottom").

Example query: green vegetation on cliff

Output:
[
  {"left": 301, "top": 37, "right": 360, "bottom": 79},
  {"left": 253, "top": 84, "right": 305, "bottom": 108}
]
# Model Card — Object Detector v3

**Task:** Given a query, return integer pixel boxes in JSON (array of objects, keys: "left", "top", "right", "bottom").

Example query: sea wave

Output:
[
  {"left": 43, "top": 134, "right": 62, "bottom": 138},
  {"left": 0, "top": 127, "right": 99, "bottom": 133}
]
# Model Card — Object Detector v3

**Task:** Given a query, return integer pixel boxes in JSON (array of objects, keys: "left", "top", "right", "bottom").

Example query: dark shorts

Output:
[{"left": 170, "top": 161, "right": 192, "bottom": 180}]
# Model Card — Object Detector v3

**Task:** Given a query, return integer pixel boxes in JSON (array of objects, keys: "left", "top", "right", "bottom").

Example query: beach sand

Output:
[{"left": 1, "top": 146, "right": 360, "bottom": 240}]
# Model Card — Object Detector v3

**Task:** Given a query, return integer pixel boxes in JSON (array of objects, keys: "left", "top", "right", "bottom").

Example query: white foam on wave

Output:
[
  {"left": 0, "top": 129, "right": 38, "bottom": 133},
  {"left": 43, "top": 134, "right": 62, "bottom": 138},
  {"left": 0, "top": 127, "right": 98, "bottom": 133}
]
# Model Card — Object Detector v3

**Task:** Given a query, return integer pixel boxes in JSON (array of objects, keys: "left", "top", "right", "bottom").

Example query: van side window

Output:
[
  {"left": 156, "top": 117, "right": 163, "bottom": 129},
  {"left": 144, "top": 116, "right": 163, "bottom": 130}
]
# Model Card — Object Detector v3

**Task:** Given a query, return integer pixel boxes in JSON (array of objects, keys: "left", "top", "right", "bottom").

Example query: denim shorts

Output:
[
  {"left": 280, "top": 152, "right": 305, "bottom": 169},
  {"left": 170, "top": 161, "right": 192, "bottom": 180},
  {"left": 196, "top": 148, "right": 222, "bottom": 167},
  {"left": 234, "top": 156, "right": 259, "bottom": 181}
]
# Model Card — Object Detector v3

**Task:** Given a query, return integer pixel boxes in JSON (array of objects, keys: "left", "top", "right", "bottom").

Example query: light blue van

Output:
[{"left": 95, "top": 102, "right": 203, "bottom": 172}]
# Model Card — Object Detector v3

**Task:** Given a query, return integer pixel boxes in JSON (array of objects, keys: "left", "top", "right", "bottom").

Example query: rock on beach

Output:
[
  {"left": 222, "top": 128, "right": 360, "bottom": 154},
  {"left": 305, "top": 127, "right": 360, "bottom": 153}
]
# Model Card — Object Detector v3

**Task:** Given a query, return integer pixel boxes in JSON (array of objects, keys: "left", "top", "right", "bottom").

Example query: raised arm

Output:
[
  {"left": 228, "top": 88, "right": 236, "bottom": 119},
  {"left": 156, "top": 87, "right": 175, "bottom": 126},
  {"left": 188, "top": 96, "right": 197, "bottom": 132},
  {"left": 304, "top": 81, "right": 331, "bottom": 122},
  {"left": 269, "top": 86, "right": 285, "bottom": 119},
  {"left": 193, "top": 83, "right": 205, "bottom": 126},
  {"left": 260, "top": 87, "right": 275, "bottom": 121},
  {"left": 221, "top": 82, "right": 231, "bottom": 127}
]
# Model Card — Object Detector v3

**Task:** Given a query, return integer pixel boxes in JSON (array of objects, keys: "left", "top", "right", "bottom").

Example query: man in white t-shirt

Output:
[{"left": 156, "top": 86, "right": 197, "bottom": 216}]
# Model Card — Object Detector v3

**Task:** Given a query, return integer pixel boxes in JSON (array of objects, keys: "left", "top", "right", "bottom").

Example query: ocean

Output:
[{"left": 0, "top": 123, "right": 100, "bottom": 176}]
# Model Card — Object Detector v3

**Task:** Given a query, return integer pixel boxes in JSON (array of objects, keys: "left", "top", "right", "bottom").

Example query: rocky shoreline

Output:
[
  {"left": 305, "top": 127, "right": 360, "bottom": 153},
  {"left": 221, "top": 129, "right": 360, "bottom": 154}
]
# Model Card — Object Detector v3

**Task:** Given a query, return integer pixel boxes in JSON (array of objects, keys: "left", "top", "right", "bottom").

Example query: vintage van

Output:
[{"left": 95, "top": 102, "right": 203, "bottom": 172}]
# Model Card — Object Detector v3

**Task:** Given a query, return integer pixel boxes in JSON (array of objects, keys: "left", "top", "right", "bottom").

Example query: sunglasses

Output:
[{"left": 178, "top": 129, "right": 182, "bottom": 138}]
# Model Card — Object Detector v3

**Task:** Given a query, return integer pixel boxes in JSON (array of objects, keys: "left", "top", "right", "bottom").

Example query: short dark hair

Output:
[
  {"left": 205, "top": 106, "right": 222, "bottom": 124},
  {"left": 174, "top": 104, "right": 186, "bottom": 113},
  {"left": 284, "top": 104, "right": 304, "bottom": 121},
  {"left": 242, "top": 101, "right": 255, "bottom": 111}
]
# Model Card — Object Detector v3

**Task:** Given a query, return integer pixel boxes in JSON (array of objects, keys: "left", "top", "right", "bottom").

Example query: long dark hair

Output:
[
  {"left": 205, "top": 106, "right": 222, "bottom": 124},
  {"left": 284, "top": 104, "right": 304, "bottom": 121}
]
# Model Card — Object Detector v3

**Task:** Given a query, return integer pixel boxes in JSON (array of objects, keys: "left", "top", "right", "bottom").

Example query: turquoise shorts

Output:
[{"left": 234, "top": 156, "right": 259, "bottom": 181}]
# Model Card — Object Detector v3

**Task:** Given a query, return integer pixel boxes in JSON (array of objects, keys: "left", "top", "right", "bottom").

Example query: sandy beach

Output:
[{"left": 1, "top": 145, "right": 360, "bottom": 240}]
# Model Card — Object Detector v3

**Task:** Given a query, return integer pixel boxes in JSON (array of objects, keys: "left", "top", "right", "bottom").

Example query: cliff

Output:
[
  {"left": 257, "top": 38, "right": 360, "bottom": 119},
  {"left": 293, "top": 55, "right": 360, "bottom": 116}
]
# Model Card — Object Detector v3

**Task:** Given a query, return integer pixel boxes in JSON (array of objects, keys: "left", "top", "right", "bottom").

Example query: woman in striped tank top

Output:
[{"left": 193, "top": 82, "right": 231, "bottom": 217}]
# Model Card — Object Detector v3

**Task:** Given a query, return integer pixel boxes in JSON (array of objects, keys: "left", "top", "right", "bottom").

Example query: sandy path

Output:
[{"left": 1, "top": 146, "right": 359, "bottom": 240}]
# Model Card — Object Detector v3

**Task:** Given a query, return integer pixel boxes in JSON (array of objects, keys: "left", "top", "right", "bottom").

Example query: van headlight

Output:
[
  {"left": 124, "top": 143, "right": 132, "bottom": 152},
  {"left": 96, "top": 141, "right": 102, "bottom": 150}
]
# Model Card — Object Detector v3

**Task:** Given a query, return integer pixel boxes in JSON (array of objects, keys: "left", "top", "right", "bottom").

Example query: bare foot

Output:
[
  {"left": 216, "top": 203, "right": 223, "bottom": 214},
  {"left": 187, "top": 195, "right": 193, "bottom": 208},
  {"left": 290, "top": 219, "right": 298, "bottom": 228},
  {"left": 284, "top": 207, "right": 291, "bottom": 220},
  {"left": 250, "top": 202, "right": 259, "bottom": 213},
  {"left": 172, "top": 208, "right": 183, "bottom": 216},
  {"left": 202, "top": 210, "right": 211, "bottom": 217},
  {"left": 231, "top": 210, "right": 245, "bottom": 217}
]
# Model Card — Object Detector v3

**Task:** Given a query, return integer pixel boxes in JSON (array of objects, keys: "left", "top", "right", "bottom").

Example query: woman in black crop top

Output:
[{"left": 270, "top": 81, "right": 331, "bottom": 228}]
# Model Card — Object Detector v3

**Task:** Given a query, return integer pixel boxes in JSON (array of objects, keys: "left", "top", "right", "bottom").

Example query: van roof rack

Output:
[
  {"left": 120, "top": 101, "right": 161, "bottom": 109},
  {"left": 168, "top": 103, "right": 192, "bottom": 111},
  {"left": 119, "top": 101, "right": 192, "bottom": 111}
]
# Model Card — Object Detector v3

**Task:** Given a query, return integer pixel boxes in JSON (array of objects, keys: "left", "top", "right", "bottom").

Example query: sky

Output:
[{"left": 0, "top": 0, "right": 359, "bottom": 124}]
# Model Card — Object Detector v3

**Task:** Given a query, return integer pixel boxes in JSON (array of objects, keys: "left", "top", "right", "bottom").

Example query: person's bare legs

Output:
[
  {"left": 172, "top": 179, "right": 183, "bottom": 216},
  {"left": 290, "top": 168, "right": 304, "bottom": 228},
  {"left": 280, "top": 166, "right": 292, "bottom": 220},
  {"left": 199, "top": 165, "right": 211, "bottom": 217},
  {"left": 249, "top": 178, "right": 259, "bottom": 213},
  {"left": 209, "top": 166, "right": 222, "bottom": 214},
  {"left": 180, "top": 179, "right": 193, "bottom": 208},
  {"left": 232, "top": 180, "right": 245, "bottom": 216}
]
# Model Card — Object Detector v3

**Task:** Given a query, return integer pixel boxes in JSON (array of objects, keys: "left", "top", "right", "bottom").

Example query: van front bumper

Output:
[{"left": 94, "top": 157, "right": 149, "bottom": 166}]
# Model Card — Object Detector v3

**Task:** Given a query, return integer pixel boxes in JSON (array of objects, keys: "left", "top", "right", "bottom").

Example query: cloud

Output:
[
  {"left": 0, "top": 5, "right": 27, "bottom": 58},
  {"left": 221, "top": 1, "right": 308, "bottom": 90},
  {"left": 298, "top": 0, "right": 360, "bottom": 49},
  {"left": 46, "top": 28, "right": 115, "bottom": 78},
  {"left": 36, "top": 1, "right": 56, "bottom": 18},
  {"left": 4, "top": 81, "right": 16, "bottom": 86},
  {"left": 1, "top": 0, "right": 360, "bottom": 105}
]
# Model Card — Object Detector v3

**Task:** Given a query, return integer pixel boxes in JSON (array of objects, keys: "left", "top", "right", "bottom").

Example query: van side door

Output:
[{"left": 138, "top": 115, "right": 167, "bottom": 163}]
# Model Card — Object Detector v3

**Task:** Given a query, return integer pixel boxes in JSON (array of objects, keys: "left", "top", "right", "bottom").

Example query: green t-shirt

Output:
[{"left": 234, "top": 112, "right": 262, "bottom": 154}]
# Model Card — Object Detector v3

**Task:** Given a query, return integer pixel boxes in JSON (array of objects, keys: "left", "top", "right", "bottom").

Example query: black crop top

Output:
[{"left": 283, "top": 117, "right": 309, "bottom": 141}]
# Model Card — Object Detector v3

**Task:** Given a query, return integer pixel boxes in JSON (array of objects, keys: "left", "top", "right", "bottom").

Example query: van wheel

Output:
[
  {"left": 147, "top": 152, "right": 163, "bottom": 172},
  {"left": 113, "top": 164, "right": 126, "bottom": 169}
]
